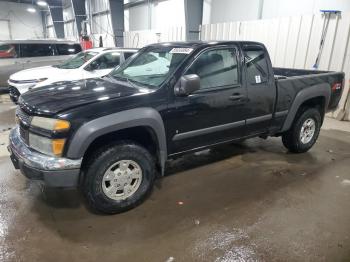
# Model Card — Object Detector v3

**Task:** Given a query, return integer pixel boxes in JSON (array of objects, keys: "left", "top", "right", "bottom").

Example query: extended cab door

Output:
[
  {"left": 167, "top": 45, "right": 248, "bottom": 154},
  {"left": 242, "top": 44, "right": 276, "bottom": 135}
]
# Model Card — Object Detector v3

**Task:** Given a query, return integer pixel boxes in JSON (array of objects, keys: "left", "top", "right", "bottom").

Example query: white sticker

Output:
[
  {"left": 255, "top": 75, "right": 261, "bottom": 83},
  {"left": 170, "top": 48, "right": 194, "bottom": 54}
]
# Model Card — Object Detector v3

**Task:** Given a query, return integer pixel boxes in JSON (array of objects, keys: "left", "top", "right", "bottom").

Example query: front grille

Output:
[
  {"left": 19, "top": 126, "right": 29, "bottom": 145},
  {"left": 9, "top": 86, "right": 20, "bottom": 103},
  {"left": 15, "top": 107, "right": 32, "bottom": 144},
  {"left": 16, "top": 107, "right": 32, "bottom": 127}
]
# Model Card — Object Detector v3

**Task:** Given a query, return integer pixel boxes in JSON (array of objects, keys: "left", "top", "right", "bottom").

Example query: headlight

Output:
[
  {"left": 29, "top": 133, "right": 66, "bottom": 156},
  {"left": 31, "top": 117, "right": 70, "bottom": 131}
]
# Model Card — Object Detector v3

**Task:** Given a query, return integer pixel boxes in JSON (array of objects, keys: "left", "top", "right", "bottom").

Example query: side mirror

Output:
[{"left": 174, "top": 74, "right": 200, "bottom": 96}]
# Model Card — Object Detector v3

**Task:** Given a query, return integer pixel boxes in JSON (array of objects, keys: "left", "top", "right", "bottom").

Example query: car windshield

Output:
[
  {"left": 55, "top": 51, "right": 98, "bottom": 69},
  {"left": 110, "top": 46, "right": 193, "bottom": 88}
]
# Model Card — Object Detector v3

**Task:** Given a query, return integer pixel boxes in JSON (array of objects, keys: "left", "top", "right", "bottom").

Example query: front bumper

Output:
[{"left": 8, "top": 127, "right": 82, "bottom": 187}]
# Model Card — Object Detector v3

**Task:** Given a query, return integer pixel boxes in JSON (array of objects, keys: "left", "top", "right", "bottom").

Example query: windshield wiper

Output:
[
  {"left": 111, "top": 75, "right": 138, "bottom": 88},
  {"left": 127, "top": 78, "right": 140, "bottom": 89}
]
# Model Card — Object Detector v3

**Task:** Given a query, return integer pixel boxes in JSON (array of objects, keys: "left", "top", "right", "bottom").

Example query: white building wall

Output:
[
  {"left": 203, "top": 0, "right": 350, "bottom": 24},
  {"left": 125, "top": 0, "right": 185, "bottom": 31},
  {"left": 45, "top": 12, "right": 55, "bottom": 38},
  {"left": 126, "top": 4, "right": 149, "bottom": 31},
  {"left": 0, "top": 1, "right": 44, "bottom": 39},
  {"left": 262, "top": 0, "right": 350, "bottom": 19},
  {"left": 202, "top": 0, "right": 261, "bottom": 24},
  {"left": 63, "top": 4, "right": 78, "bottom": 40},
  {"left": 86, "top": 0, "right": 115, "bottom": 47}
]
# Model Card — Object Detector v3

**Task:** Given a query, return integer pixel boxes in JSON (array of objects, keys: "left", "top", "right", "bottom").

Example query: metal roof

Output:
[{"left": 0, "top": 39, "right": 79, "bottom": 44}]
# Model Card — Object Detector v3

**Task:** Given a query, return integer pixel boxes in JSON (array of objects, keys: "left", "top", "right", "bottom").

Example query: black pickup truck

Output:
[{"left": 8, "top": 41, "right": 344, "bottom": 214}]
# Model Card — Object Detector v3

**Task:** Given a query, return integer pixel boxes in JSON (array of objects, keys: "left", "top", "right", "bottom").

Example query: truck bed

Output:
[
  {"left": 273, "top": 67, "right": 329, "bottom": 79},
  {"left": 273, "top": 67, "right": 344, "bottom": 111}
]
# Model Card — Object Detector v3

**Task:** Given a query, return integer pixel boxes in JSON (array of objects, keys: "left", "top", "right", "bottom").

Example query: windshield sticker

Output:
[
  {"left": 255, "top": 75, "right": 261, "bottom": 84},
  {"left": 170, "top": 48, "right": 194, "bottom": 54}
]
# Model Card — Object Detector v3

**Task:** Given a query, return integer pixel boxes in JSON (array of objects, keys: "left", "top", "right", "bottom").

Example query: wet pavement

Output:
[{"left": 0, "top": 102, "right": 350, "bottom": 261}]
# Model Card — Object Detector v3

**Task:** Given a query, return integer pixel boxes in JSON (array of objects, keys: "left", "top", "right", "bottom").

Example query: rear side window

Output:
[
  {"left": 56, "top": 44, "right": 82, "bottom": 55},
  {"left": 20, "top": 44, "right": 55, "bottom": 57},
  {"left": 186, "top": 48, "right": 239, "bottom": 89},
  {"left": 243, "top": 46, "right": 269, "bottom": 84},
  {"left": 0, "top": 44, "right": 20, "bottom": 58}
]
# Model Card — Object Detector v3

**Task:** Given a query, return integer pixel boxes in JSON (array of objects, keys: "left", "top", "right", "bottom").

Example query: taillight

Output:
[{"left": 332, "top": 82, "right": 342, "bottom": 91}]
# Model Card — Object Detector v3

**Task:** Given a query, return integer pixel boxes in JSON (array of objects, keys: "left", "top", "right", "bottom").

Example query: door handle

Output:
[{"left": 229, "top": 94, "right": 244, "bottom": 101}]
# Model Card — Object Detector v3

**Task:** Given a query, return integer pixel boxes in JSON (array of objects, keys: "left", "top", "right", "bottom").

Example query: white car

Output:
[{"left": 8, "top": 47, "right": 138, "bottom": 103}]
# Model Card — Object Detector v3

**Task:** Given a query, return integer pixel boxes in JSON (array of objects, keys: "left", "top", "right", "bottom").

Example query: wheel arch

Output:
[
  {"left": 281, "top": 83, "right": 331, "bottom": 132},
  {"left": 66, "top": 107, "right": 167, "bottom": 174}
]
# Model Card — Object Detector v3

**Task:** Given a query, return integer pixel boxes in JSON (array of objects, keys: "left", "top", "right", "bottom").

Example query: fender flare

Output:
[
  {"left": 66, "top": 107, "right": 167, "bottom": 173},
  {"left": 281, "top": 83, "right": 331, "bottom": 132}
]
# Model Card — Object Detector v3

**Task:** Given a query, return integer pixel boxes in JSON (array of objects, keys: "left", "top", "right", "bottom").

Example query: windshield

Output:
[
  {"left": 55, "top": 51, "right": 98, "bottom": 69},
  {"left": 111, "top": 46, "right": 192, "bottom": 88}
]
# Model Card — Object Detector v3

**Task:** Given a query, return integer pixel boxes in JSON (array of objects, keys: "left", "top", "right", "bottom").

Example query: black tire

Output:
[
  {"left": 82, "top": 141, "right": 156, "bottom": 214},
  {"left": 282, "top": 107, "right": 321, "bottom": 153}
]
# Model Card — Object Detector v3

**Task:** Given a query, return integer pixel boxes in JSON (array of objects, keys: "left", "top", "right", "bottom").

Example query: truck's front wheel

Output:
[
  {"left": 282, "top": 107, "right": 321, "bottom": 153},
  {"left": 82, "top": 142, "right": 156, "bottom": 214}
]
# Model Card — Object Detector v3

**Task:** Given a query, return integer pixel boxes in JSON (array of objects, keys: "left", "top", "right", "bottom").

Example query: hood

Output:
[
  {"left": 19, "top": 77, "right": 148, "bottom": 115},
  {"left": 10, "top": 66, "right": 72, "bottom": 81}
]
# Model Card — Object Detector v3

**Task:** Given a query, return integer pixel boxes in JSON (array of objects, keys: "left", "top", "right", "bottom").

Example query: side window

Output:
[
  {"left": 56, "top": 44, "right": 82, "bottom": 55},
  {"left": 0, "top": 44, "right": 20, "bottom": 58},
  {"left": 20, "top": 44, "right": 55, "bottom": 57},
  {"left": 243, "top": 46, "right": 269, "bottom": 84},
  {"left": 93, "top": 52, "right": 121, "bottom": 69},
  {"left": 186, "top": 48, "right": 239, "bottom": 89},
  {"left": 124, "top": 52, "right": 135, "bottom": 60}
]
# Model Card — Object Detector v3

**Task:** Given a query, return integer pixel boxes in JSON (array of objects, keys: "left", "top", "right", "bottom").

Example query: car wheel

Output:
[
  {"left": 82, "top": 141, "right": 156, "bottom": 214},
  {"left": 282, "top": 107, "right": 321, "bottom": 153}
]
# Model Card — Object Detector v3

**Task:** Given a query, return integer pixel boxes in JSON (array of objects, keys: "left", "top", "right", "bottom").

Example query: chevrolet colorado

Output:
[{"left": 8, "top": 41, "right": 344, "bottom": 214}]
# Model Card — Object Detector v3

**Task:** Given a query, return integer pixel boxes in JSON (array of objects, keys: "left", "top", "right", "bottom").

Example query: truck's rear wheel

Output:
[
  {"left": 82, "top": 142, "right": 155, "bottom": 214},
  {"left": 282, "top": 107, "right": 321, "bottom": 153}
]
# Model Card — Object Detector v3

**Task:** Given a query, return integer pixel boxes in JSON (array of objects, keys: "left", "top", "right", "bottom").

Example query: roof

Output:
[
  {"left": 147, "top": 40, "right": 264, "bottom": 48},
  {"left": 0, "top": 39, "right": 79, "bottom": 44}
]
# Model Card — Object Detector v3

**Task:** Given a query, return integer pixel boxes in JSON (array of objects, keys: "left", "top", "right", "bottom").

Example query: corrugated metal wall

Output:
[
  {"left": 45, "top": 12, "right": 55, "bottom": 38},
  {"left": 63, "top": 3, "right": 78, "bottom": 41},
  {"left": 199, "top": 12, "right": 350, "bottom": 120},
  {"left": 88, "top": 0, "right": 115, "bottom": 47}
]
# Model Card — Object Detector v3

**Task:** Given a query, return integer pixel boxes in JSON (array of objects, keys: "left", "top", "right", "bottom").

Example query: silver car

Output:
[{"left": 0, "top": 39, "right": 82, "bottom": 91}]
